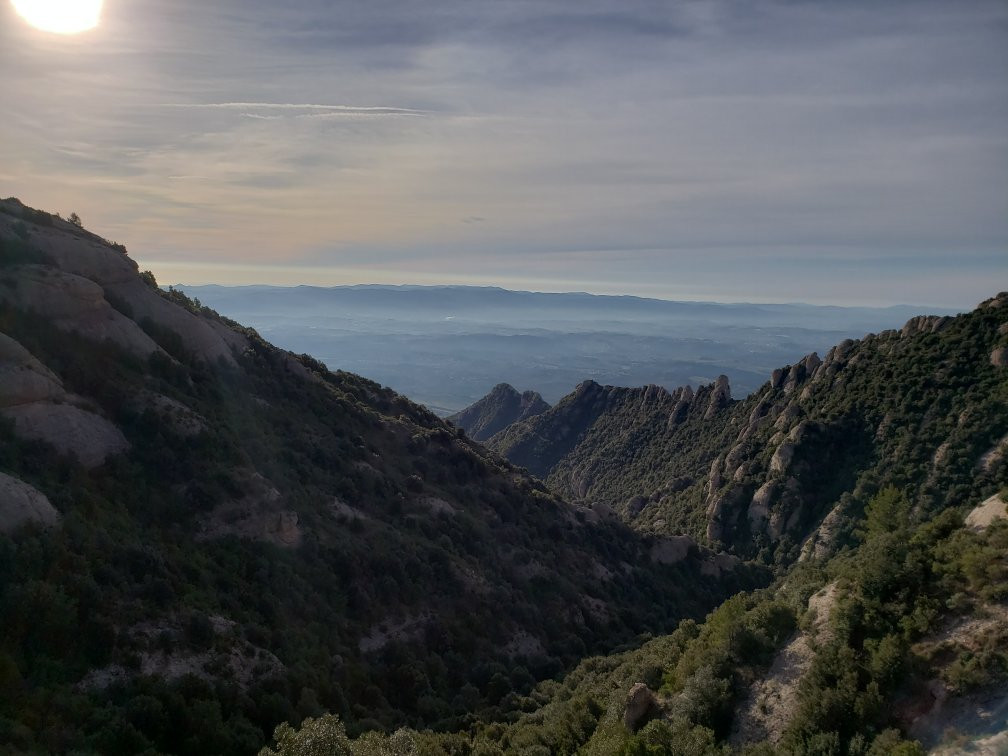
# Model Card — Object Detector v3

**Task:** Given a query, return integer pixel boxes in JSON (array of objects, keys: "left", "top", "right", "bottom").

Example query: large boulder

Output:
[{"left": 623, "top": 682, "right": 660, "bottom": 732}]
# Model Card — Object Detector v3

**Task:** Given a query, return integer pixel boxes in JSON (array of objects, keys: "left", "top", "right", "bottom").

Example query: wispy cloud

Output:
[{"left": 164, "top": 102, "right": 427, "bottom": 116}]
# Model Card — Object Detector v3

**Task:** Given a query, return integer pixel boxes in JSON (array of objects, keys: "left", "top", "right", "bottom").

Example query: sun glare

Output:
[{"left": 11, "top": 0, "right": 102, "bottom": 34}]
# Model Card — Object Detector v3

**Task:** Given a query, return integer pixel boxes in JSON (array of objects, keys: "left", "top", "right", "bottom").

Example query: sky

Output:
[{"left": 1, "top": 0, "right": 1006, "bottom": 307}]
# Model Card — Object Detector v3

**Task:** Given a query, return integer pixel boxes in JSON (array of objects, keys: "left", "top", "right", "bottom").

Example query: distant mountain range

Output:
[{"left": 178, "top": 284, "right": 957, "bottom": 414}]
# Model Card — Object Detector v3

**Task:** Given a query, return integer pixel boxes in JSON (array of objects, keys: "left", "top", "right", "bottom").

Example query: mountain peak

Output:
[{"left": 449, "top": 383, "right": 550, "bottom": 442}]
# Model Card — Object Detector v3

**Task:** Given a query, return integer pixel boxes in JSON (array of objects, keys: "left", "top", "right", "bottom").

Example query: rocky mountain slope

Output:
[
  {"left": 448, "top": 383, "right": 549, "bottom": 442},
  {"left": 489, "top": 299, "right": 1008, "bottom": 565},
  {"left": 0, "top": 199, "right": 760, "bottom": 754},
  {"left": 270, "top": 443, "right": 1008, "bottom": 755}
]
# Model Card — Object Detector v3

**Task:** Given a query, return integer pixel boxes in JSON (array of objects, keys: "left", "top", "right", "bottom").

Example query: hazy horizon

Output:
[
  {"left": 179, "top": 282, "right": 958, "bottom": 413},
  {"left": 174, "top": 279, "right": 971, "bottom": 312}
]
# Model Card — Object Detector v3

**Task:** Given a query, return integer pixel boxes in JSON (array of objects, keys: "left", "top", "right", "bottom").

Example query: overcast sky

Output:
[{"left": 2, "top": 0, "right": 1006, "bottom": 306}]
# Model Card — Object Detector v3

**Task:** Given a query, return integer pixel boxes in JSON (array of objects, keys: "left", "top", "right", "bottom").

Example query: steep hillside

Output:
[
  {"left": 490, "top": 301, "right": 1008, "bottom": 565},
  {"left": 448, "top": 384, "right": 549, "bottom": 442},
  {"left": 0, "top": 200, "right": 760, "bottom": 754},
  {"left": 279, "top": 485, "right": 1006, "bottom": 754}
]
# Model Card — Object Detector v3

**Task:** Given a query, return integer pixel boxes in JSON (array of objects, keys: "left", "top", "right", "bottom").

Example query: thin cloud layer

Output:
[{"left": 1, "top": 0, "right": 1005, "bottom": 306}]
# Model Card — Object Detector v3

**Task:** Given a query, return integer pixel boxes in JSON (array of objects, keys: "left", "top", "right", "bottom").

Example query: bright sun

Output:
[{"left": 11, "top": 0, "right": 102, "bottom": 34}]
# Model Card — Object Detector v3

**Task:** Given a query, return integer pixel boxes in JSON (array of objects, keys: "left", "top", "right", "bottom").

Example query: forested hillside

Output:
[
  {"left": 266, "top": 299, "right": 1008, "bottom": 753},
  {"left": 272, "top": 484, "right": 1007, "bottom": 754},
  {"left": 0, "top": 200, "right": 758, "bottom": 754}
]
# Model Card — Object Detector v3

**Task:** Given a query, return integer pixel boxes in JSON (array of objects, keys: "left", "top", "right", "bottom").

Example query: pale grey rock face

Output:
[
  {"left": 668, "top": 385, "right": 694, "bottom": 427},
  {"left": 774, "top": 404, "right": 803, "bottom": 431},
  {"left": 724, "top": 443, "right": 748, "bottom": 472},
  {"left": 0, "top": 333, "right": 65, "bottom": 408},
  {"left": 990, "top": 347, "right": 1008, "bottom": 368},
  {"left": 105, "top": 280, "right": 242, "bottom": 365},
  {"left": 799, "top": 502, "right": 846, "bottom": 562},
  {"left": 749, "top": 480, "right": 778, "bottom": 530},
  {"left": 0, "top": 211, "right": 247, "bottom": 366},
  {"left": 705, "top": 487, "right": 745, "bottom": 543},
  {"left": 0, "top": 471, "right": 60, "bottom": 533},
  {"left": 0, "top": 266, "right": 163, "bottom": 358},
  {"left": 770, "top": 367, "right": 787, "bottom": 389},
  {"left": 802, "top": 352, "right": 822, "bottom": 376},
  {"left": 3, "top": 403, "right": 130, "bottom": 468},
  {"left": 707, "top": 454, "right": 725, "bottom": 496},
  {"left": 770, "top": 442, "right": 796, "bottom": 474},
  {"left": 9, "top": 219, "right": 139, "bottom": 287},
  {"left": 704, "top": 375, "right": 732, "bottom": 420},
  {"left": 623, "top": 682, "right": 659, "bottom": 732}
]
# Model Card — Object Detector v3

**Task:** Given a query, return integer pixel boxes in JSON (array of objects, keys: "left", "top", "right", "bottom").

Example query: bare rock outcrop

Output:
[
  {"left": 3, "top": 402, "right": 129, "bottom": 468},
  {"left": 626, "top": 495, "right": 648, "bottom": 518},
  {"left": 0, "top": 210, "right": 246, "bottom": 366},
  {"left": 965, "top": 494, "right": 1008, "bottom": 531},
  {"left": 0, "top": 332, "right": 130, "bottom": 467},
  {"left": 0, "top": 471, "right": 61, "bottom": 533},
  {"left": 0, "top": 333, "right": 65, "bottom": 407},
  {"left": 749, "top": 480, "right": 778, "bottom": 530},
  {"left": 770, "top": 442, "right": 796, "bottom": 474},
  {"left": 991, "top": 347, "right": 1008, "bottom": 368},
  {"left": 730, "top": 583, "right": 838, "bottom": 747},
  {"left": 105, "top": 280, "right": 243, "bottom": 365},
  {"left": 774, "top": 404, "right": 803, "bottom": 431},
  {"left": 707, "top": 454, "right": 725, "bottom": 497},
  {"left": 623, "top": 682, "right": 660, "bottom": 732},
  {"left": 704, "top": 375, "right": 731, "bottom": 420},
  {"left": 667, "top": 385, "right": 694, "bottom": 427},
  {"left": 701, "top": 550, "right": 741, "bottom": 577},
  {"left": 0, "top": 266, "right": 162, "bottom": 358},
  {"left": 901, "top": 315, "right": 952, "bottom": 338}
]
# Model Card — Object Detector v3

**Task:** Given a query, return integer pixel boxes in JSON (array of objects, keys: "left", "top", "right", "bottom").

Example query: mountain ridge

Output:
[{"left": 487, "top": 298, "right": 1008, "bottom": 566}]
